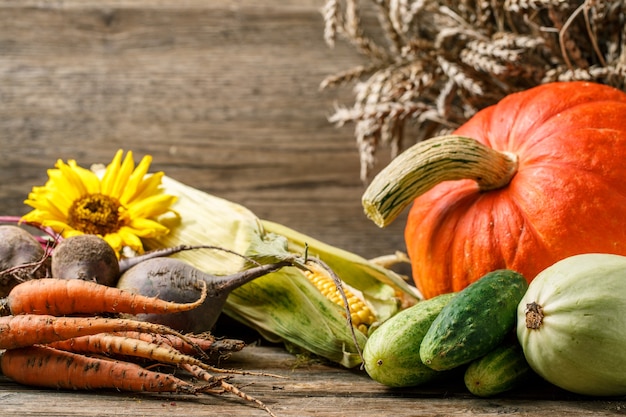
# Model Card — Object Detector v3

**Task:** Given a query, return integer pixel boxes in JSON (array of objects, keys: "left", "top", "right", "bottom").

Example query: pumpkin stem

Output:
[{"left": 362, "top": 135, "right": 519, "bottom": 227}]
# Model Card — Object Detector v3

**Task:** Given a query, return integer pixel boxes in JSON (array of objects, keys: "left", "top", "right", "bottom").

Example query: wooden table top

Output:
[{"left": 1, "top": 343, "right": 624, "bottom": 417}]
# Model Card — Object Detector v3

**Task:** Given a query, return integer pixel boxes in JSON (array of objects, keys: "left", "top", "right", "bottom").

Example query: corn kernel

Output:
[{"left": 304, "top": 268, "right": 375, "bottom": 334}]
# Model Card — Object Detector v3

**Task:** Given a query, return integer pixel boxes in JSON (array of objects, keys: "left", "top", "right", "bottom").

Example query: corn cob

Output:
[
  {"left": 304, "top": 264, "right": 375, "bottom": 335},
  {"left": 144, "top": 175, "right": 420, "bottom": 368},
  {"left": 260, "top": 220, "right": 420, "bottom": 313}
]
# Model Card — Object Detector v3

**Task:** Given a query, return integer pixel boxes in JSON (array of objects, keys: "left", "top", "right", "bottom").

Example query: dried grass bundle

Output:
[{"left": 321, "top": 0, "right": 626, "bottom": 181}]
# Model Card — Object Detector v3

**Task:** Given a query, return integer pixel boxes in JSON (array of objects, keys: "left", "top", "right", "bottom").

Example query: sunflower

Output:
[{"left": 22, "top": 150, "right": 177, "bottom": 255}]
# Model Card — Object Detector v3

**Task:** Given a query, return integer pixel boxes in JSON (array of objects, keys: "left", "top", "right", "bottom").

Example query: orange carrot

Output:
[
  {"left": 2, "top": 345, "right": 278, "bottom": 416},
  {"left": 0, "top": 315, "right": 200, "bottom": 350},
  {"left": 0, "top": 345, "right": 200, "bottom": 393},
  {"left": 108, "top": 331, "right": 218, "bottom": 354},
  {"left": 48, "top": 333, "right": 277, "bottom": 378},
  {"left": 47, "top": 333, "right": 216, "bottom": 371},
  {"left": 0, "top": 278, "right": 207, "bottom": 316},
  {"left": 107, "top": 331, "right": 245, "bottom": 356}
]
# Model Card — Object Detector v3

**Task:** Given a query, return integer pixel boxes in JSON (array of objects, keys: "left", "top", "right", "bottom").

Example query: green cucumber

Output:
[
  {"left": 363, "top": 292, "right": 456, "bottom": 387},
  {"left": 464, "top": 339, "right": 534, "bottom": 397},
  {"left": 419, "top": 269, "right": 528, "bottom": 371}
]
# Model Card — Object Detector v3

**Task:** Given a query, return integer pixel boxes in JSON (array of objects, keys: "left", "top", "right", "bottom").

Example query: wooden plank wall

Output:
[{"left": 0, "top": 0, "right": 409, "bottom": 262}]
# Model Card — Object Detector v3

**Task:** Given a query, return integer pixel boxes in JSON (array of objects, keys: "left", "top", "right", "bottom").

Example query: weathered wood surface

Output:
[
  {"left": 2, "top": 1, "right": 626, "bottom": 415},
  {"left": 0, "top": 0, "right": 403, "bottom": 261},
  {"left": 0, "top": 344, "right": 624, "bottom": 417}
]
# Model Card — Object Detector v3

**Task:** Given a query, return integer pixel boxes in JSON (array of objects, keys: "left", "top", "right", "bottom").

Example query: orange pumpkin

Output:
[{"left": 363, "top": 81, "right": 626, "bottom": 299}]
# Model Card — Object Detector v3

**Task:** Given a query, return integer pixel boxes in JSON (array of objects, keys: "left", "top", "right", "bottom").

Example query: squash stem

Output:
[
  {"left": 361, "top": 135, "right": 519, "bottom": 227},
  {"left": 524, "top": 301, "right": 544, "bottom": 330}
]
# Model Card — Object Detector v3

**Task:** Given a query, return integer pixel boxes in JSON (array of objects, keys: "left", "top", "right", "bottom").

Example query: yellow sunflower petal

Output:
[
  {"left": 114, "top": 226, "right": 146, "bottom": 252},
  {"left": 23, "top": 195, "right": 69, "bottom": 220},
  {"left": 63, "top": 229, "right": 85, "bottom": 238},
  {"left": 68, "top": 161, "right": 102, "bottom": 194},
  {"left": 100, "top": 150, "right": 124, "bottom": 196},
  {"left": 26, "top": 185, "right": 49, "bottom": 196},
  {"left": 131, "top": 172, "right": 166, "bottom": 203},
  {"left": 126, "top": 218, "right": 170, "bottom": 237},
  {"left": 55, "top": 160, "right": 90, "bottom": 199},
  {"left": 34, "top": 188, "right": 74, "bottom": 214},
  {"left": 108, "top": 151, "right": 136, "bottom": 199},
  {"left": 103, "top": 233, "right": 124, "bottom": 254},
  {"left": 120, "top": 154, "right": 153, "bottom": 204},
  {"left": 127, "top": 194, "right": 178, "bottom": 219},
  {"left": 21, "top": 215, "right": 77, "bottom": 236},
  {"left": 44, "top": 161, "right": 101, "bottom": 208},
  {"left": 20, "top": 210, "right": 48, "bottom": 225}
]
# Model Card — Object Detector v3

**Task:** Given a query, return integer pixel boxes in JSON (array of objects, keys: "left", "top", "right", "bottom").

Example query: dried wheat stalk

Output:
[{"left": 321, "top": 0, "right": 626, "bottom": 181}]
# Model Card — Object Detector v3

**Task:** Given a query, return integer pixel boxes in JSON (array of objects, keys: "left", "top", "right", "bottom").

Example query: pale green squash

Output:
[{"left": 517, "top": 253, "right": 626, "bottom": 396}]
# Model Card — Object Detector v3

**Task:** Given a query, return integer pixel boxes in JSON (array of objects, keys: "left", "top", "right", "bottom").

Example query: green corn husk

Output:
[
  {"left": 258, "top": 219, "right": 420, "bottom": 317},
  {"left": 144, "top": 175, "right": 419, "bottom": 368}
]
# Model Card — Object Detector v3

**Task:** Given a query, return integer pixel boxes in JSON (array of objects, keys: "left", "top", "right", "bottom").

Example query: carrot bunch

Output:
[{"left": 0, "top": 278, "right": 278, "bottom": 417}]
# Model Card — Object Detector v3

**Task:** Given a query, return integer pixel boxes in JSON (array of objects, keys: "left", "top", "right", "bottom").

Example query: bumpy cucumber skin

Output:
[
  {"left": 363, "top": 293, "right": 456, "bottom": 387},
  {"left": 419, "top": 269, "right": 528, "bottom": 371},
  {"left": 464, "top": 339, "right": 533, "bottom": 397}
]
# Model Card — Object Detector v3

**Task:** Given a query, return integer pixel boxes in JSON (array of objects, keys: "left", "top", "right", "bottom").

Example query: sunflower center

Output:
[{"left": 67, "top": 193, "right": 124, "bottom": 235}]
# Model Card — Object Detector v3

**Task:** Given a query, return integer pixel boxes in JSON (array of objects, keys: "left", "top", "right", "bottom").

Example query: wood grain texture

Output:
[
  {"left": 0, "top": 0, "right": 406, "bottom": 261},
  {"left": 0, "top": 345, "right": 624, "bottom": 417}
]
